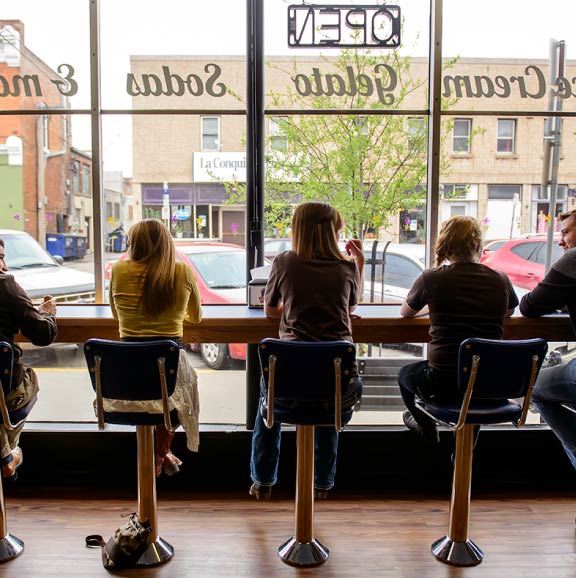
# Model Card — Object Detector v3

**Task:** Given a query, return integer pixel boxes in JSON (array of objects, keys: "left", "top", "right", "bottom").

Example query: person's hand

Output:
[
  {"left": 350, "top": 312, "right": 362, "bottom": 319},
  {"left": 345, "top": 238, "right": 363, "bottom": 259},
  {"left": 38, "top": 295, "right": 57, "bottom": 316}
]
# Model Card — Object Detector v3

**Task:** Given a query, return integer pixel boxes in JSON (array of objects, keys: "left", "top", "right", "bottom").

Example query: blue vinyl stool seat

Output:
[
  {"left": 415, "top": 337, "right": 548, "bottom": 567},
  {"left": 258, "top": 338, "right": 362, "bottom": 568},
  {"left": 0, "top": 341, "right": 38, "bottom": 563},
  {"left": 84, "top": 338, "right": 181, "bottom": 569}
]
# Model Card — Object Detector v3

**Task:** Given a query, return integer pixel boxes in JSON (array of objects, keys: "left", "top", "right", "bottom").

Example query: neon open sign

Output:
[{"left": 288, "top": 4, "right": 401, "bottom": 48}]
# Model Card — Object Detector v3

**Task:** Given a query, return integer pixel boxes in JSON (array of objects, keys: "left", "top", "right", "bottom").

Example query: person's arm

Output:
[
  {"left": 501, "top": 272, "right": 519, "bottom": 317},
  {"left": 184, "top": 266, "right": 203, "bottom": 324},
  {"left": 263, "top": 259, "right": 283, "bottom": 320},
  {"left": 400, "top": 273, "right": 428, "bottom": 318},
  {"left": 520, "top": 267, "right": 574, "bottom": 317},
  {"left": 400, "top": 300, "right": 428, "bottom": 318},
  {"left": 8, "top": 277, "right": 57, "bottom": 346},
  {"left": 345, "top": 239, "right": 364, "bottom": 301},
  {"left": 264, "top": 302, "right": 283, "bottom": 319},
  {"left": 108, "top": 270, "right": 118, "bottom": 320}
]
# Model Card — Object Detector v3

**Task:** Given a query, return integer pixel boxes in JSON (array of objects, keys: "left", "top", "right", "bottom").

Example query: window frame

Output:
[
  {"left": 452, "top": 118, "right": 471, "bottom": 153},
  {"left": 497, "top": 118, "right": 516, "bottom": 154},
  {"left": 201, "top": 116, "right": 220, "bottom": 151}
]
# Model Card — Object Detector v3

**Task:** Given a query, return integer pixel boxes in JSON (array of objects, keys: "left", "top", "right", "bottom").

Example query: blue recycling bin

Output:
[
  {"left": 46, "top": 234, "right": 65, "bottom": 258},
  {"left": 63, "top": 235, "right": 75, "bottom": 259},
  {"left": 107, "top": 229, "right": 127, "bottom": 252},
  {"left": 74, "top": 236, "right": 87, "bottom": 259}
]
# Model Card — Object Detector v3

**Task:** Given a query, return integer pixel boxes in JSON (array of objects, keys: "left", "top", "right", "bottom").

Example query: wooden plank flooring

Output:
[{"left": 0, "top": 490, "right": 575, "bottom": 577}]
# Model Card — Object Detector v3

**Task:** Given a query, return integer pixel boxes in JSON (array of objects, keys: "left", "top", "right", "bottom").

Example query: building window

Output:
[
  {"left": 443, "top": 184, "right": 470, "bottom": 199},
  {"left": 407, "top": 117, "right": 426, "bottom": 152},
  {"left": 488, "top": 184, "right": 521, "bottom": 199},
  {"left": 201, "top": 116, "right": 220, "bottom": 150},
  {"left": 452, "top": 118, "right": 471, "bottom": 153},
  {"left": 106, "top": 202, "right": 114, "bottom": 225},
  {"left": 497, "top": 119, "right": 516, "bottom": 153},
  {"left": 270, "top": 117, "right": 288, "bottom": 152},
  {"left": 82, "top": 165, "right": 90, "bottom": 195},
  {"left": 71, "top": 160, "right": 81, "bottom": 194}
]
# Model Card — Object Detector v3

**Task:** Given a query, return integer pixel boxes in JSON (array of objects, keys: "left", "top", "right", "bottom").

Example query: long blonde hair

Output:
[
  {"left": 292, "top": 201, "right": 346, "bottom": 261},
  {"left": 435, "top": 216, "right": 482, "bottom": 266},
  {"left": 127, "top": 219, "right": 179, "bottom": 316}
]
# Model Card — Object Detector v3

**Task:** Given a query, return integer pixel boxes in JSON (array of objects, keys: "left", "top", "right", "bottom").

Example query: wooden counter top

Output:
[{"left": 17, "top": 304, "right": 574, "bottom": 344}]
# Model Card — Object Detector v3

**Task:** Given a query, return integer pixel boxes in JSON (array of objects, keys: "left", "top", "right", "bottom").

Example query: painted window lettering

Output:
[{"left": 126, "top": 64, "right": 226, "bottom": 97}]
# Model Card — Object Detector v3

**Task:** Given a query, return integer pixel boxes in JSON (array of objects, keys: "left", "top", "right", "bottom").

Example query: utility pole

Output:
[{"left": 542, "top": 39, "right": 565, "bottom": 273}]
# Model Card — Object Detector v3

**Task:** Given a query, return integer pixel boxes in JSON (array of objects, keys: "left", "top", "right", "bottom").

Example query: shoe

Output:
[
  {"left": 1, "top": 447, "right": 23, "bottom": 482},
  {"left": 314, "top": 489, "right": 329, "bottom": 500},
  {"left": 162, "top": 452, "right": 182, "bottom": 477},
  {"left": 249, "top": 482, "right": 272, "bottom": 501},
  {"left": 403, "top": 410, "right": 439, "bottom": 444}
]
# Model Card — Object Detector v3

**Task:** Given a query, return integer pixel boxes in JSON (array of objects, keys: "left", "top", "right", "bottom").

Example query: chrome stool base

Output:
[
  {"left": 278, "top": 536, "right": 329, "bottom": 567},
  {"left": 133, "top": 537, "right": 174, "bottom": 567},
  {"left": 0, "top": 534, "right": 24, "bottom": 563},
  {"left": 431, "top": 535, "right": 484, "bottom": 566}
]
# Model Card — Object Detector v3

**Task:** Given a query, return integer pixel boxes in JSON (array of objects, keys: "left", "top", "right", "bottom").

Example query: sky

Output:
[{"left": 3, "top": 0, "right": 576, "bottom": 176}]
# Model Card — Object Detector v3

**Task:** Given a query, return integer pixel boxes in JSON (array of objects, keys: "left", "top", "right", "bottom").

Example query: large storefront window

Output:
[{"left": 1, "top": 1, "right": 575, "bottom": 429}]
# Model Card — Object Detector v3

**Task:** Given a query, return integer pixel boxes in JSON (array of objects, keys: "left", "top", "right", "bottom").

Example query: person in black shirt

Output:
[{"left": 520, "top": 209, "right": 576, "bottom": 471}]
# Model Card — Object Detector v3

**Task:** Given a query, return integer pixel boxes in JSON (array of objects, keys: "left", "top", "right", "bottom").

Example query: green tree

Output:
[{"left": 229, "top": 48, "right": 461, "bottom": 240}]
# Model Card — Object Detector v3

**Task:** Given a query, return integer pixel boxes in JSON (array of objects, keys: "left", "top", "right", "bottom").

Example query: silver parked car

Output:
[{"left": 0, "top": 229, "right": 95, "bottom": 304}]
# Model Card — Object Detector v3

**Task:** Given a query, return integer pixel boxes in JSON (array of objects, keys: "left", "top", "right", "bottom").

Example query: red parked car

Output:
[
  {"left": 480, "top": 237, "right": 562, "bottom": 290},
  {"left": 106, "top": 241, "right": 251, "bottom": 369}
]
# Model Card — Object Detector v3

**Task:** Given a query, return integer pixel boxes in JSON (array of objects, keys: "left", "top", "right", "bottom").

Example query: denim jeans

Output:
[
  {"left": 250, "top": 407, "right": 339, "bottom": 491},
  {"left": 397, "top": 360, "right": 460, "bottom": 424},
  {"left": 531, "top": 359, "right": 576, "bottom": 471}
]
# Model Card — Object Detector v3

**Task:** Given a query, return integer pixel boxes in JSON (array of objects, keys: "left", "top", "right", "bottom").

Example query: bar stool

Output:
[
  {"left": 84, "top": 338, "right": 180, "bottom": 568},
  {"left": 0, "top": 341, "right": 38, "bottom": 563},
  {"left": 415, "top": 337, "right": 547, "bottom": 567},
  {"left": 258, "top": 338, "right": 361, "bottom": 568}
]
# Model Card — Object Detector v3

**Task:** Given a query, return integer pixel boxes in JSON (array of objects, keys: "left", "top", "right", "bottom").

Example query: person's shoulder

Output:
[
  {"left": 0, "top": 272, "right": 21, "bottom": 292},
  {"left": 112, "top": 259, "right": 130, "bottom": 273},
  {"left": 176, "top": 261, "right": 193, "bottom": 277},
  {"left": 553, "top": 248, "right": 576, "bottom": 279}
]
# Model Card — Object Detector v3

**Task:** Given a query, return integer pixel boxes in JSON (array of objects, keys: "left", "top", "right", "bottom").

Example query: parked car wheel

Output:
[{"left": 201, "top": 343, "right": 232, "bottom": 370}]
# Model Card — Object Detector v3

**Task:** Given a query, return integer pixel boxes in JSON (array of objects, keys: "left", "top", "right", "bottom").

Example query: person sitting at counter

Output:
[
  {"left": 249, "top": 201, "right": 364, "bottom": 500},
  {"left": 520, "top": 209, "right": 576, "bottom": 474},
  {"left": 0, "top": 238, "right": 57, "bottom": 481},
  {"left": 108, "top": 219, "right": 202, "bottom": 476},
  {"left": 398, "top": 216, "right": 518, "bottom": 443}
]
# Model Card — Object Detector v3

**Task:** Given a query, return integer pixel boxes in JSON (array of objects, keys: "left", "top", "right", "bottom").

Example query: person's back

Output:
[
  {"left": 416, "top": 261, "right": 514, "bottom": 379},
  {"left": 268, "top": 251, "right": 357, "bottom": 343},
  {"left": 110, "top": 259, "right": 201, "bottom": 338}
]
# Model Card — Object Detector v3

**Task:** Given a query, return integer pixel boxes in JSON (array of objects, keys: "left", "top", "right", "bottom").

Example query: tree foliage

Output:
[{"left": 228, "top": 48, "right": 460, "bottom": 240}]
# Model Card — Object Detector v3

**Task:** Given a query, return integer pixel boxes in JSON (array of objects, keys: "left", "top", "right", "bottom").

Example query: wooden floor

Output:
[{"left": 1, "top": 489, "right": 575, "bottom": 577}]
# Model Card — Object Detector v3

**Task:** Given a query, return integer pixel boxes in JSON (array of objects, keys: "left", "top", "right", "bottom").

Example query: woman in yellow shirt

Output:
[{"left": 109, "top": 219, "right": 202, "bottom": 476}]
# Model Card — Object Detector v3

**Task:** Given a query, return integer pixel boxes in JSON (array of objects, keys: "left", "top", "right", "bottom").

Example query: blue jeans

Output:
[
  {"left": 397, "top": 360, "right": 459, "bottom": 427},
  {"left": 531, "top": 359, "right": 576, "bottom": 471},
  {"left": 250, "top": 408, "right": 339, "bottom": 491}
]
